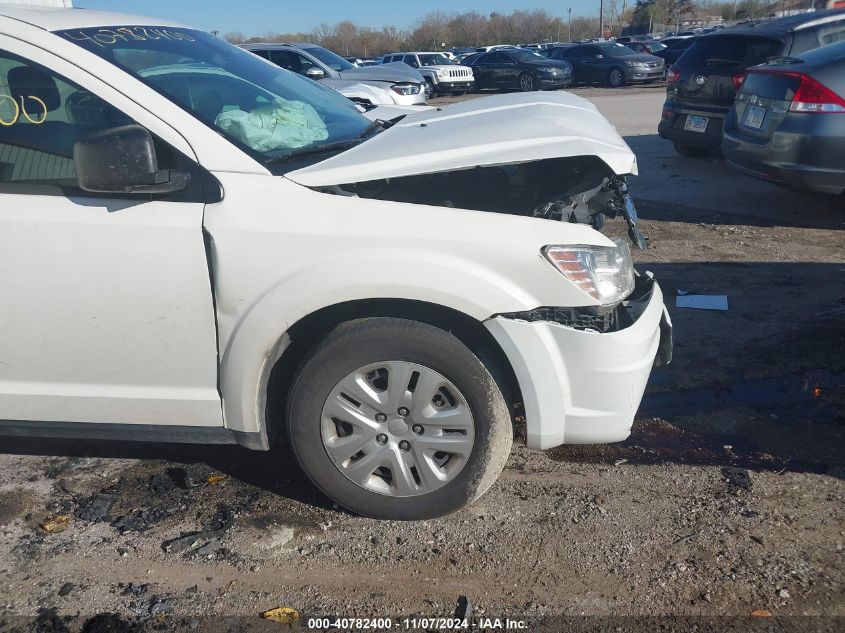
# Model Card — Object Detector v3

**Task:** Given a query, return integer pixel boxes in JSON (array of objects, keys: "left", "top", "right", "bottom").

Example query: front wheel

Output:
[
  {"left": 518, "top": 72, "right": 535, "bottom": 92},
  {"left": 287, "top": 318, "right": 513, "bottom": 520},
  {"left": 608, "top": 67, "right": 625, "bottom": 88}
]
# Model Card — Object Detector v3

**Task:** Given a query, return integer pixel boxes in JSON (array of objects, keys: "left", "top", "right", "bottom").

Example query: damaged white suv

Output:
[{"left": 0, "top": 4, "right": 672, "bottom": 520}]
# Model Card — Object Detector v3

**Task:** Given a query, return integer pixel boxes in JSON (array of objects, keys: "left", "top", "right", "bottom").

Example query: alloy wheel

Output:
[
  {"left": 609, "top": 68, "right": 624, "bottom": 87},
  {"left": 520, "top": 73, "right": 534, "bottom": 91}
]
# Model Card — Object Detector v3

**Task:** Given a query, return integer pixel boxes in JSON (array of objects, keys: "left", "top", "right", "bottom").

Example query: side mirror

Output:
[
  {"left": 305, "top": 67, "right": 327, "bottom": 79},
  {"left": 73, "top": 124, "right": 189, "bottom": 195}
]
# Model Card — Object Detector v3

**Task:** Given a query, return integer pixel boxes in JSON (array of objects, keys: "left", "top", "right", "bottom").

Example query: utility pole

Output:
[
  {"left": 568, "top": 8, "right": 572, "bottom": 42},
  {"left": 599, "top": 0, "right": 604, "bottom": 38},
  {"left": 620, "top": 0, "right": 627, "bottom": 35}
]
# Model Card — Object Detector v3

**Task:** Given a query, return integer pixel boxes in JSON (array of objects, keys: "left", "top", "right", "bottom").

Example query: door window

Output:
[
  {"left": 0, "top": 50, "right": 132, "bottom": 190},
  {"left": 268, "top": 50, "right": 319, "bottom": 75},
  {"left": 563, "top": 46, "right": 592, "bottom": 59}
]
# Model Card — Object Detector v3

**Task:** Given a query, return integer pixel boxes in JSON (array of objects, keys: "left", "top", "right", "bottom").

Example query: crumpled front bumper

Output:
[{"left": 485, "top": 275, "right": 671, "bottom": 449}]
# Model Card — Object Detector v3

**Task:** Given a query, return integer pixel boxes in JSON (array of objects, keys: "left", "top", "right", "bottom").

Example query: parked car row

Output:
[
  {"left": 658, "top": 9, "right": 845, "bottom": 195},
  {"left": 243, "top": 42, "right": 428, "bottom": 106}
]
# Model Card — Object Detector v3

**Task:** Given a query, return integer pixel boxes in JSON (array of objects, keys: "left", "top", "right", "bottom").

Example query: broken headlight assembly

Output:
[{"left": 543, "top": 238, "right": 635, "bottom": 305}]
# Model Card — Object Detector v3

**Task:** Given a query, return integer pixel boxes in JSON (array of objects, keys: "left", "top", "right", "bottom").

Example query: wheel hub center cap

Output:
[{"left": 387, "top": 418, "right": 409, "bottom": 436}]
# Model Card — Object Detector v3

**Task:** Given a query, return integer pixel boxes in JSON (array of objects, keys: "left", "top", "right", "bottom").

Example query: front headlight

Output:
[
  {"left": 537, "top": 66, "right": 556, "bottom": 73},
  {"left": 543, "top": 239, "right": 635, "bottom": 305},
  {"left": 391, "top": 84, "right": 421, "bottom": 95},
  {"left": 437, "top": 68, "right": 450, "bottom": 78},
  {"left": 624, "top": 60, "right": 646, "bottom": 67}
]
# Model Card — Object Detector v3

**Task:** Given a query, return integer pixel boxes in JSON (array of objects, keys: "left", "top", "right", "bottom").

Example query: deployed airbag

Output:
[{"left": 215, "top": 100, "right": 328, "bottom": 153}]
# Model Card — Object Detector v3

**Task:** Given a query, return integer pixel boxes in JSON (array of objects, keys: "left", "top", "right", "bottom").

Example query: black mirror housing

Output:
[{"left": 73, "top": 124, "right": 189, "bottom": 195}]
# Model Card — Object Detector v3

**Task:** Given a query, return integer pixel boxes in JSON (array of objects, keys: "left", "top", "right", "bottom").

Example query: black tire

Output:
[
  {"left": 673, "top": 143, "right": 710, "bottom": 158},
  {"left": 608, "top": 67, "right": 625, "bottom": 88},
  {"left": 518, "top": 72, "right": 535, "bottom": 92},
  {"left": 286, "top": 317, "right": 513, "bottom": 520},
  {"left": 424, "top": 78, "right": 435, "bottom": 98}
]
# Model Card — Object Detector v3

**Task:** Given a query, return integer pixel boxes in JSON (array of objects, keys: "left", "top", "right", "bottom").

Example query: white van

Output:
[{"left": 0, "top": 3, "right": 671, "bottom": 520}]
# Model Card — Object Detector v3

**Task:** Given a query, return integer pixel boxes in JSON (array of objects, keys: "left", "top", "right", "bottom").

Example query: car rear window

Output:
[
  {"left": 681, "top": 35, "right": 783, "bottom": 68},
  {"left": 791, "top": 19, "right": 845, "bottom": 53}
]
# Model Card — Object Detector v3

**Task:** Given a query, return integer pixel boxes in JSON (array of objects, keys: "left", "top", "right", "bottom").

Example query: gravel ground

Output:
[{"left": 1, "top": 86, "right": 843, "bottom": 633}]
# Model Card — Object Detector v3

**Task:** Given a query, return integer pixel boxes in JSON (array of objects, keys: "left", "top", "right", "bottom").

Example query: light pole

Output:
[
  {"left": 599, "top": 0, "right": 603, "bottom": 38},
  {"left": 568, "top": 8, "right": 572, "bottom": 42}
]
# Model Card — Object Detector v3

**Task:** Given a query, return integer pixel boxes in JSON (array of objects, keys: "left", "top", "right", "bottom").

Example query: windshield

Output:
[
  {"left": 55, "top": 27, "right": 372, "bottom": 170},
  {"left": 507, "top": 49, "right": 546, "bottom": 62},
  {"left": 305, "top": 45, "right": 355, "bottom": 71},
  {"left": 419, "top": 53, "right": 448, "bottom": 66},
  {"left": 598, "top": 43, "right": 637, "bottom": 57}
]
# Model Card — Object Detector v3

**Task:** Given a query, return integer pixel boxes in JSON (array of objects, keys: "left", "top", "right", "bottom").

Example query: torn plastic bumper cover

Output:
[{"left": 485, "top": 274, "right": 671, "bottom": 449}]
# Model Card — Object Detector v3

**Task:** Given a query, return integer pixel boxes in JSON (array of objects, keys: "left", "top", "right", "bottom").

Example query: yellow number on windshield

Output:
[{"left": 0, "top": 93, "right": 48, "bottom": 126}]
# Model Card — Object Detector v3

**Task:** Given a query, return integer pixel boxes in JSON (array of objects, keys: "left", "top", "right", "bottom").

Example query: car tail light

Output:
[
  {"left": 750, "top": 69, "right": 845, "bottom": 113},
  {"left": 731, "top": 72, "right": 747, "bottom": 91},
  {"left": 790, "top": 74, "right": 845, "bottom": 113},
  {"left": 666, "top": 67, "right": 680, "bottom": 83}
]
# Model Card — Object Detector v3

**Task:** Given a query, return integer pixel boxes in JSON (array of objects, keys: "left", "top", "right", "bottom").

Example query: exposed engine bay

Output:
[{"left": 315, "top": 156, "right": 648, "bottom": 248}]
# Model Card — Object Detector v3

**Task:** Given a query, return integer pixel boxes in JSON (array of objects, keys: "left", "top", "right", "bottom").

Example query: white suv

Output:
[
  {"left": 382, "top": 52, "right": 474, "bottom": 96},
  {"left": 0, "top": 4, "right": 670, "bottom": 520}
]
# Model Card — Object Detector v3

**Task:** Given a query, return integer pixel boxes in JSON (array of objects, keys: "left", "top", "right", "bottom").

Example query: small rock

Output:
[
  {"left": 149, "top": 598, "right": 173, "bottom": 615},
  {"left": 194, "top": 539, "right": 223, "bottom": 559},
  {"left": 121, "top": 583, "right": 149, "bottom": 598},
  {"left": 58, "top": 582, "right": 75, "bottom": 597},
  {"left": 75, "top": 494, "right": 114, "bottom": 523},
  {"left": 778, "top": 589, "right": 790, "bottom": 599},
  {"left": 162, "top": 532, "right": 202, "bottom": 554},
  {"left": 370, "top": 535, "right": 382, "bottom": 546}
]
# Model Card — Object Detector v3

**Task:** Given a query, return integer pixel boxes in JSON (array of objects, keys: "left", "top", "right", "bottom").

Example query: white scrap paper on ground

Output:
[{"left": 676, "top": 295, "right": 729, "bottom": 310}]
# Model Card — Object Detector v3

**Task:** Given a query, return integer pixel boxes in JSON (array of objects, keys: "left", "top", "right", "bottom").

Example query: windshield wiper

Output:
[{"left": 265, "top": 140, "right": 362, "bottom": 166}]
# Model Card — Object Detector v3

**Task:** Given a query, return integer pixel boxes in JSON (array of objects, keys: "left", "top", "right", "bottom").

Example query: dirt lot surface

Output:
[{"left": 1, "top": 86, "right": 843, "bottom": 632}]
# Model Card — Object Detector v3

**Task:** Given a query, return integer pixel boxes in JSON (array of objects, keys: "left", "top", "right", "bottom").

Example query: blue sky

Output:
[{"left": 77, "top": 1, "right": 596, "bottom": 36}]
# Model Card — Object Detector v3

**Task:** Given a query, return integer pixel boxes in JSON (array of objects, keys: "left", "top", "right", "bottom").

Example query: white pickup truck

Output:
[{"left": 0, "top": 2, "right": 671, "bottom": 520}]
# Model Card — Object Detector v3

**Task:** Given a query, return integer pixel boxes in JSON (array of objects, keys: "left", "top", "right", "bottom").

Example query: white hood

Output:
[{"left": 287, "top": 91, "right": 637, "bottom": 187}]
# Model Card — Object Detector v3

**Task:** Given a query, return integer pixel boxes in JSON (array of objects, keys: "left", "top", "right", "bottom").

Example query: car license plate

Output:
[
  {"left": 683, "top": 115, "right": 709, "bottom": 133},
  {"left": 743, "top": 105, "right": 766, "bottom": 129}
]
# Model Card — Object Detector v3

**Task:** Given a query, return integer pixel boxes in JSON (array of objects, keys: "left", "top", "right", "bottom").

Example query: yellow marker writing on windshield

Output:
[{"left": 0, "top": 94, "right": 47, "bottom": 126}]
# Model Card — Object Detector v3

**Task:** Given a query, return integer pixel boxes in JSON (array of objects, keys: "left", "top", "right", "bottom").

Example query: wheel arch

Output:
[{"left": 228, "top": 298, "right": 522, "bottom": 451}]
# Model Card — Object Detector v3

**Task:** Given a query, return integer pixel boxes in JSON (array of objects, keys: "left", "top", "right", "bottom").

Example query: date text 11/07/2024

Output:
[{"left": 305, "top": 617, "right": 530, "bottom": 630}]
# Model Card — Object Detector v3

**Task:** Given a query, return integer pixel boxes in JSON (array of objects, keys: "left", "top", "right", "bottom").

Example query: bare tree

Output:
[{"left": 224, "top": 32, "right": 246, "bottom": 45}]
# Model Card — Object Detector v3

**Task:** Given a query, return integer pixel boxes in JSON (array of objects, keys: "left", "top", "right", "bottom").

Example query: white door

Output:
[{"left": 0, "top": 45, "right": 223, "bottom": 427}]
